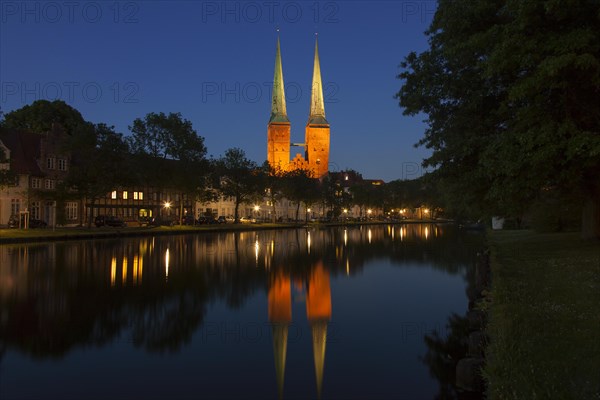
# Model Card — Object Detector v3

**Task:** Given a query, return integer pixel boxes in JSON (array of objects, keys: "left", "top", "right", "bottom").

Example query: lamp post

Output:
[
  {"left": 163, "top": 201, "right": 171, "bottom": 223},
  {"left": 254, "top": 205, "right": 260, "bottom": 222}
]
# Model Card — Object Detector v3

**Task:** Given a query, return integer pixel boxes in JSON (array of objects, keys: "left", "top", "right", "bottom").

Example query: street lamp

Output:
[
  {"left": 367, "top": 209, "right": 372, "bottom": 219},
  {"left": 253, "top": 205, "right": 260, "bottom": 222}
]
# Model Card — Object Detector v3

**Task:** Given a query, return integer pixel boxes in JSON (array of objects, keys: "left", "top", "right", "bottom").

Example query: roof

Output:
[{"left": 0, "top": 128, "right": 44, "bottom": 175}]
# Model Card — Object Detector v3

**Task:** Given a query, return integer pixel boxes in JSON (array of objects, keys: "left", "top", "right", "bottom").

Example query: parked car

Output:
[
  {"left": 217, "top": 216, "right": 228, "bottom": 224},
  {"left": 239, "top": 216, "right": 256, "bottom": 223},
  {"left": 29, "top": 219, "right": 48, "bottom": 228},
  {"left": 149, "top": 216, "right": 176, "bottom": 227},
  {"left": 182, "top": 215, "right": 196, "bottom": 225},
  {"left": 95, "top": 215, "right": 127, "bottom": 227},
  {"left": 197, "top": 215, "right": 218, "bottom": 225},
  {"left": 138, "top": 216, "right": 152, "bottom": 226}
]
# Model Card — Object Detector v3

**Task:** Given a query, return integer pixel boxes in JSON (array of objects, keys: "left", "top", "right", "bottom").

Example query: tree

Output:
[
  {"left": 212, "top": 148, "right": 263, "bottom": 223},
  {"left": 262, "top": 162, "right": 286, "bottom": 222},
  {"left": 64, "top": 123, "right": 131, "bottom": 227},
  {"left": 128, "top": 112, "right": 209, "bottom": 223},
  {"left": 282, "top": 168, "right": 320, "bottom": 222},
  {"left": 397, "top": 0, "right": 600, "bottom": 238},
  {"left": 350, "top": 182, "right": 383, "bottom": 217},
  {"left": 0, "top": 100, "right": 86, "bottom": 135}
]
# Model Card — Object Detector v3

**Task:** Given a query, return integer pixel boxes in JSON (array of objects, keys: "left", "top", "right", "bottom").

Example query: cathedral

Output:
[{"left": 267, "top": 36, "right": 330, "bottom": 178}]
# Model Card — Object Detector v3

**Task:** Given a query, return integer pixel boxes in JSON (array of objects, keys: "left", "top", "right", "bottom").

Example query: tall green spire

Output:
[
  {"left": 270, "top": 36, "right": 289, "bottom": 123},
  {"left": 308, "top": 36, "right": 328, "bottom": 125}
]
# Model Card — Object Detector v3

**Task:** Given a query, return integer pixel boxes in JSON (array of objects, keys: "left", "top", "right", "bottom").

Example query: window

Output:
[
  {"left": 47, "top": 156, "right": 56, "bottom": 170},
  {"left": 123, "top": 191, "right": 128, "bottom": 200},
  {"left": 44, "top": 179, "right": 55, "bottom": 190},
  {"left": 138, "top": 192, "right": 143, "bottom": 200},
  {"left": 30, "top": 202, "right": 40, "bottom": 219},
  {"left": 111, "top": 191, "right": 117, "bottom": 199},
  {"left": 31, "top": 178, "right": 41, "bottom": 189},
  {"left": 58, "top": 159, "right": 68, "bottom": 171},
  {"left": 65, "top": 202, "right": 78, "bottom": 220},
  {"left": 10, "top": 199, "right": 20, "bottom": 216}
]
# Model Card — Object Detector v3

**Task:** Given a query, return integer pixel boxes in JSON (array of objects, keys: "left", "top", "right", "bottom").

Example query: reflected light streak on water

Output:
[{"left": 165, "top": 248, "right": 170, "bottom": 281}]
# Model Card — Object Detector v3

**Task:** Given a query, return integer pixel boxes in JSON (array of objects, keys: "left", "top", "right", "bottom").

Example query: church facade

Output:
[{"left": 267, "top": 37, "right": 330, "bottom": 178}]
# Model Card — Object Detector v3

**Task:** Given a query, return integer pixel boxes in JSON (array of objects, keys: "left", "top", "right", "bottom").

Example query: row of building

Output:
[{"left": 0, "top": 124, "right": 386, "bottom": 227}]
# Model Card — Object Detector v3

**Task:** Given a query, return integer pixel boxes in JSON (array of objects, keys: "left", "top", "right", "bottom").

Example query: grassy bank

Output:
[{"left": 485, "top": 231, "right": 600, "bottom": 399}]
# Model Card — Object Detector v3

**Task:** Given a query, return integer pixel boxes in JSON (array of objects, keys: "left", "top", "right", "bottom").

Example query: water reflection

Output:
[{"left": 0, "top": 224, "right": 482, "bottom": 399}]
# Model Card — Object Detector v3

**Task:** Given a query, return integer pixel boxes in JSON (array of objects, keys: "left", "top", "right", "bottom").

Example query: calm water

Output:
[{"left": 0, "top": 225, "right": 483, "bottom": 400}]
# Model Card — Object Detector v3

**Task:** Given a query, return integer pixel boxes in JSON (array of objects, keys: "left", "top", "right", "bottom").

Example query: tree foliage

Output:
[
  {"left": 64, "top": 123, "right": 131, "bottom": 227},
  {"left": 0, "top": 100, "right": 86, "bottom": 135},
  {"left": 213, "top": 148, "right": 263, "bottom": 223},
  {"left": 397, "top": 0, "right": 600, "bottom": 237},
  {"left": 128, "top": 112, "right": 210, "bottom": 215},
  {"left": 282, "top": 168, "right": 320, "bottom": 221}
]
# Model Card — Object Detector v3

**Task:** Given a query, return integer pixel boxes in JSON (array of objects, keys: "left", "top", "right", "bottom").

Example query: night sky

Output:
[{"left": 1, "top": 1, "right": 436, "bottom": 181}]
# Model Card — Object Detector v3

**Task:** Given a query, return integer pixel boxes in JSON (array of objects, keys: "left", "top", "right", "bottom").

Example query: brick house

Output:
[{"left": 0, "top": 125, "right": 79, "bottom": 226}]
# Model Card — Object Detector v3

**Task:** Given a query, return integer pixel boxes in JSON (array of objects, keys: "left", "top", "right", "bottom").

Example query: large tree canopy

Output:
[
  {"left": 0, "top": 100, "right": 86, "bottom": 135},
  {"left": 129, "top": 112, "right": 206, "bottom": 162},
  {"left": 397, "top": 0, "right": 600, "bottom": 237}
]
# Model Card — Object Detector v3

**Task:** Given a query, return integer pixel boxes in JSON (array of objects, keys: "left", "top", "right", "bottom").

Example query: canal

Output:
[{"left": 0, "top": 224, "right": 483, "bottom": 399}]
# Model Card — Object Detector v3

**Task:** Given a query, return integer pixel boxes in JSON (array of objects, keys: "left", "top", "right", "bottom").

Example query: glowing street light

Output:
[
  {"left": 254, "top": 205, "right": 260, "bottom": 212},
  {"left": 163, "top": 201, "right": 172, "bottom": 209}
]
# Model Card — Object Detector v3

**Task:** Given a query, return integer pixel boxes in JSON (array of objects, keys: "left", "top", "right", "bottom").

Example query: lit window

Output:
[
  {"left": 123, "top": 191, "right": 128, "bottom": 200},
  {"left": 133, "top": 192, "right": 138, "bottom": 200},
  {"left": 138, "top": 192, "right": 143, "bottom": 200},
  {"left": 111, "top": 191, "right": 117, "bottom": 199}
]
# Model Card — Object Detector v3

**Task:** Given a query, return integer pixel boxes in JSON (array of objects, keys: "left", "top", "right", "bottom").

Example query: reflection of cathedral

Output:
[
  {"left": 267, "top": 36, "right": 330, "bottom": 178},
  {"left": 268, "top": 262, "right": 332, "bottom": 399}
]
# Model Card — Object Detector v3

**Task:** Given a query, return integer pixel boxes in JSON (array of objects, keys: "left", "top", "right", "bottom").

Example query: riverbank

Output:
[
  {"left": 0, "top": 219, "right": 442, "bottom": 244},
  {"left": 484, "top": 231, "right": 600, "bottom": 400}
]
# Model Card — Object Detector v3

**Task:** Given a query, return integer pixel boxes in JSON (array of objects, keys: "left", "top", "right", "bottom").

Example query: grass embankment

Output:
[{"left": 485, "top": 231, "right": 600, "bottom": 400}]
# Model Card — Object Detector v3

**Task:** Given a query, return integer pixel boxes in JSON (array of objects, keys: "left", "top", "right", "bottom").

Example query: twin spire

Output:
[
  {"left": 269, "top": 35, "right": 327, "bottom": 125},
  {"left": 270, "top": 37, "right": 289, "bottom": 123}
]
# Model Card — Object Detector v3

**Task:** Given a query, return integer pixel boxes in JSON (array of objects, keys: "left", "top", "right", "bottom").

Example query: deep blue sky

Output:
[{"left": 1, "top": 1, "right": 436, "bottom": 181}]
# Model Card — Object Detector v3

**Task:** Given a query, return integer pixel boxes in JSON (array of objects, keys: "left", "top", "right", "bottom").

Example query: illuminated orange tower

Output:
[
  {"left": 267, "top": 37, "right": 291, "bottom": 172},
  {"left": 267, "top": 36, "right": 330, "bottom": 178},
  {"left": 305, "top": 36, "right": 330, "bottom": 178}
]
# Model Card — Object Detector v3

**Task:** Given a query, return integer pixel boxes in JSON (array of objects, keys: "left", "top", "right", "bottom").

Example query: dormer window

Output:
[
  {"left": 47, "top": 156, "right": 56, "bottom": 170},
  {"left": 58, "top": 159, "right": 68, "bottom": 171}
]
